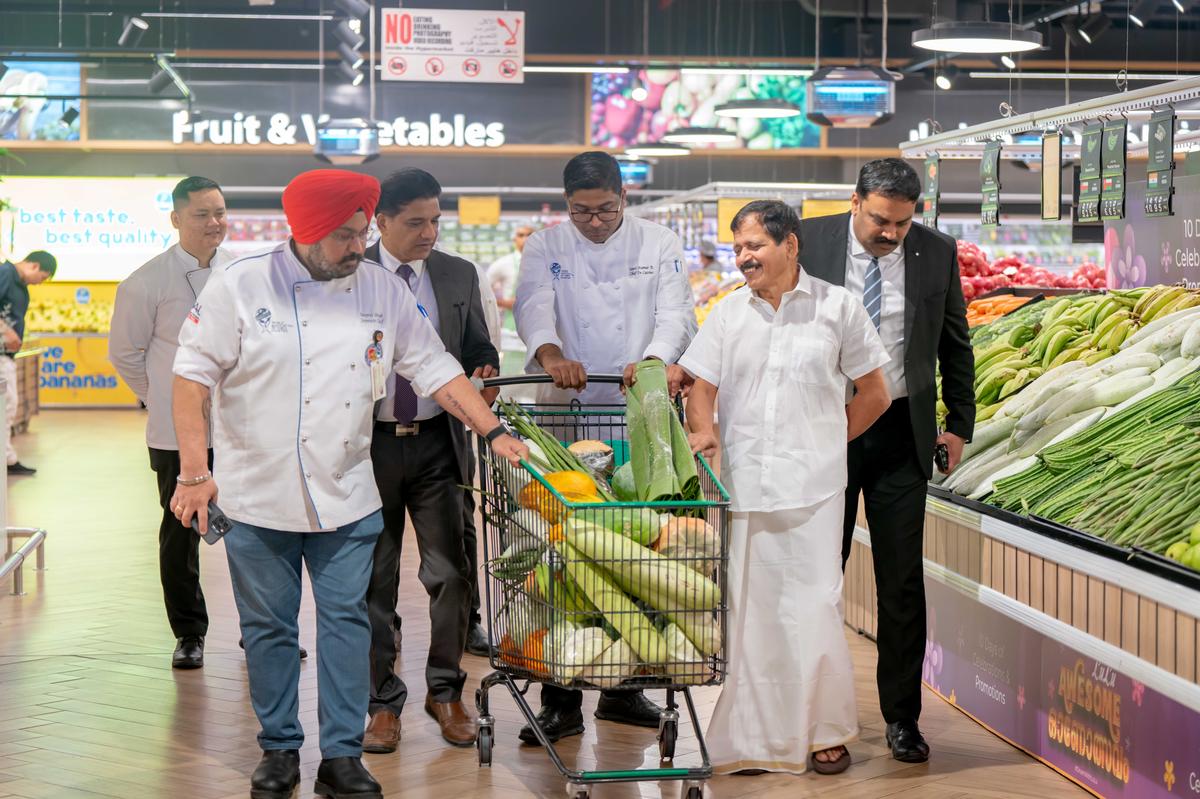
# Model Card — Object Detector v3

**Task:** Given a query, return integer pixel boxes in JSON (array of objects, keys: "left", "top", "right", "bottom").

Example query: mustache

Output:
[
  {"left": 740, "top": 260, "right": 762, "bottom": 271},
  {"left": 339, "top": 254, "right": 362, "bottom": 266}
]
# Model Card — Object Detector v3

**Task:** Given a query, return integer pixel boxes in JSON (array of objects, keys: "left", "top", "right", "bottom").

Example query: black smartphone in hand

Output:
[
  {"left": 934, "top": 443, "right": 950, "bottom": 473},
  {"left": 190, "top": 502, "right": 233, "bottom": 545}
]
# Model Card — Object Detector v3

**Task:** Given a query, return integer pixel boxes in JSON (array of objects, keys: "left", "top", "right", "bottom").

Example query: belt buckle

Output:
[{"left": 394, "top": 423, "right": 419, "bottom": 437}]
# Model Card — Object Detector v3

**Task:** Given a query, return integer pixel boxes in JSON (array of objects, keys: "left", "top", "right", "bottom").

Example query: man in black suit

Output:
[
  {"left": 362, "top": 168, "right": 500, "bottom": 753},
  {"left": 797, "top": 158, "right": 975, "bottom": 763}
]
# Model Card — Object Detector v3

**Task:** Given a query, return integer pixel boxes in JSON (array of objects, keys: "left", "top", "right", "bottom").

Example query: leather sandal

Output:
[{"left": 809, "top": 745, "right": 851, "bottom": 775}]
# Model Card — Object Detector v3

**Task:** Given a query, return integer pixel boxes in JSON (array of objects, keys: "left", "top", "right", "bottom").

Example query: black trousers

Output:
[
  {"left": 462, "top": 439, "right": 482, "bottom": 626},
  {"left": 842, "top": 398, "right": 930, "bottom": 725},
  {"left": 367, "top": 415, "right": 471, "bottom": 715},
  {"left": 148, "top": 447, "right": 213, "bottom": 639}
]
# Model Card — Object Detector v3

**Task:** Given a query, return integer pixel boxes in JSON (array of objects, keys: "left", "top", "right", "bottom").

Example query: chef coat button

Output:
[
  {"left": 346, "top": 287, "right": 353, "bottom": 293},
  {"left": 304, "top": 471, "right": 311, "bottom": 478},
  {"left": 343, "top": 438, "right": 350, "bottom": 445},
  {"left": 345, "top": 400, "right": 351, "bottom": 407},
  {"left": 350, "top": 363, "right": 356, "bottom": 370},
  {"left": 305, "top": 397, "right": 311, "bottom": 405},
  {"left": 302, "top": 320, "right": 308, "bottom": 327},
  {"left": 295, "top": 286, "right": 301, "bottom": 293},
  {"left": 305, "top": 358, "right": 311, "bottom": 366},
  {"left": 335, "top": 472, "right": 343, "bottom": 480},
  {"left": 582, "top": 321, "right": 590, "bottom": 328},
  {"left": 301, "top": 435, "right": 308, "bottom": 443}
]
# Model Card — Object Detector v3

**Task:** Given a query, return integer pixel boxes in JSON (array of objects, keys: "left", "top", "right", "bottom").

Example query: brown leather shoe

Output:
[
  {"left": 363, "top": 710, "right": 402, "bottom": 754},
  {"left": 424, "top": 696, "right": 477, "bottom": 747}
]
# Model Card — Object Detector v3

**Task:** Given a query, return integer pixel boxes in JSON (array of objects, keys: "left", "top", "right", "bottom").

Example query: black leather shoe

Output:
[
  {"left": 594, "top": 690, "right": 662, "bottom": 728},
  {"left": 250, "top": 749, "right": 300, "bottom": 799},
  {"left": 313, "top": 757, "right": 382, "bottom": 799},
  {"left": 239, "top": 637, "right": 308, "bottom": 659},
  {"left": 172, "top": 636, "right": 204, "bottom": 669},
  {"left": 7, "top": 462, "right": 36, "bottom": 476},
  {"left": 518, "top": 705, "right": 585, "bottom": 746},
  {"left": 886, "top": 720, "right": 930, "bottom": 763},
  {"left": 464, "top": 623, "right": 494, "bottom": 657}
]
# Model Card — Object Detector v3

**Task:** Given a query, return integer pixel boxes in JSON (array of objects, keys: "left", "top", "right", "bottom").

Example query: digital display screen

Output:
[
  {"left": 1100, "top": 118, "right": 1127, "bottom": 220},
  {"left": 618, "top": 159, "right": 652, "bottom": 187},
  {"left": 1077, "top": 122, "right": 1103, "bottom": 223},
  {"left": 805, "top": 68, "right": 895, "bottom": 127},
  {"left": 980, "top": 141, "right": 1002, "bottom": 228},
  {"left": 1041, "top": 133, "right": 1062, "bottom": 221},
  {"left": 1145, "top": 108, "right": 1175, "bottom": 218}
]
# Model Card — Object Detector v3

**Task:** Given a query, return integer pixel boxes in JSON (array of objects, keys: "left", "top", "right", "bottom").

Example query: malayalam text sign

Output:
[{"left": 381, "top": 8, "right": 524, "bottom": 84}]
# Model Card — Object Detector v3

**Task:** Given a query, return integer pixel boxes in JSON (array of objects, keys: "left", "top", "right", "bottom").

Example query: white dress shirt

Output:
[
  {"left": 844, "top": 217, "right": 907, "bottom": 398},
  {"left": 375, "top": 249, "right": 445, "bottom": 422},
  {"left": 514, "top": 215, "right": 697, "bottom": 404},
  {"left": 678, "top": 269, "right": 890, "bottom": 513},
  {"left": 109, "top": 243, "right": 233, "bottom": 449},
  {"left": 473, "top": 260, "right": 503, "bottom": 353},
  {"left": 173, "top": 242, "right": 463, "bottom": 533}
]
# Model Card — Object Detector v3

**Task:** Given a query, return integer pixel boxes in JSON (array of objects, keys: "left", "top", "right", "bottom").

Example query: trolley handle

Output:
[{"left": 478, "top": 373, "right": 626, "bottom": 389}]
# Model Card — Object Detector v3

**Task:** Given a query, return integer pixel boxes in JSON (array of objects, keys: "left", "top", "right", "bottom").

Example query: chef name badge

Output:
[{"left": 366, "top": 330, "right": 387, "bottom": 401}]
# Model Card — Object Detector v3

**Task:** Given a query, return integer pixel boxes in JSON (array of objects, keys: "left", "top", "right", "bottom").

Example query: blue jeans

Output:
[{"left": 225, "top": 511, "right": 383, "bottom": 758}]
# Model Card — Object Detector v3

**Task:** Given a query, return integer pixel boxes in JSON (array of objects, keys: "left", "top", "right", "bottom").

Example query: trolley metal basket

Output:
[{"left": 473, "top": 374, "right": 731, "bottom": 799}]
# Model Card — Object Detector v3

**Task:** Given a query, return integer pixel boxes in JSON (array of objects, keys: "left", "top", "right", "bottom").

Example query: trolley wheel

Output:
[
  {"left": 566, "top": 783, "right": 589, "bottom": 799},
  {"left": 476, "top": 724, "right": 493, "bottom": 767},
  {"left": 684, "top": 786, "right": 704, "bottom": 799},
  {"left": 658, "top": 718, "right": 678, "bottom": 761}
]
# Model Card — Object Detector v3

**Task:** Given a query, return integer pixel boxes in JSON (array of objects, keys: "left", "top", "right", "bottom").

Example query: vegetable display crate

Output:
[{"left": 474, "top": 375, "right": 730, "bottom": 799}]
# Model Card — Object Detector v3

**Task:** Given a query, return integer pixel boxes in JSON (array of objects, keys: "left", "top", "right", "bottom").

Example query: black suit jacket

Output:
[
  {"left": 797, "top": 212, "right": 975, "bottom": 478},
  {"left": 365, "top": 242, "right": 499, "bottom": 482}
]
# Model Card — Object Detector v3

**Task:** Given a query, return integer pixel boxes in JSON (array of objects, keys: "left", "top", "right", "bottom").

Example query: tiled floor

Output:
[{"left": 0, "top": 409, "right": 1091, "bottom": 798}]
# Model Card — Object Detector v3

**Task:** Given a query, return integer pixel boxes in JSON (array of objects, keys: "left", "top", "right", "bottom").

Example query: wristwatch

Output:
[{"left": 485, "top": 424, "right": 510, "bottom": 443}]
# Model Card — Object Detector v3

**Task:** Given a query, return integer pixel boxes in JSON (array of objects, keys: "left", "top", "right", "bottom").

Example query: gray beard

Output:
[{"left": 294, "top": 241, "right": 360, "bottom": 281}]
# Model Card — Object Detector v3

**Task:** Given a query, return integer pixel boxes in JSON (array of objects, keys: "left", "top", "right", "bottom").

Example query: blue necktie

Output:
[
  {"left": 863, "top": 256, "right": 882, "bottom": 331},
  {"left": 392, "top": 263, "right": 419, "bottom": 424}
]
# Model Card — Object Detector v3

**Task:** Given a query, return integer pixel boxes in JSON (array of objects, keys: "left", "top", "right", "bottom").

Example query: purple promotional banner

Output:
[
  {"left": 923, "top": 576, "right": 1200, "bottom": 798},
  {"left": 1105, "top": 172, "right": 1200, "bottom": 289}
]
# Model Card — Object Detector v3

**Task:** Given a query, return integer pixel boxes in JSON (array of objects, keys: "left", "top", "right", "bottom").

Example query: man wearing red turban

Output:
[{"left": 170, "top": 169, "right": 527, "bottom": 799}]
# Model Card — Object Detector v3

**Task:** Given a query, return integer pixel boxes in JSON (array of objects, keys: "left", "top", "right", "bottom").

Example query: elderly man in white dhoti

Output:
[{"left": 675, "top": 199, "right": 892, "bottom": 776}]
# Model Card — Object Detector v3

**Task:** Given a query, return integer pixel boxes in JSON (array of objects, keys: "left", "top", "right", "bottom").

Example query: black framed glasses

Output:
[{"left": 569, "top": 200, "right": 623, "bottom": 223}]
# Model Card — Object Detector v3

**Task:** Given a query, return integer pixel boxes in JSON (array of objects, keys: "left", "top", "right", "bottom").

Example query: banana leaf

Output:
[{"left": 626, "top": 359, "right": 700, "bottom": 502}]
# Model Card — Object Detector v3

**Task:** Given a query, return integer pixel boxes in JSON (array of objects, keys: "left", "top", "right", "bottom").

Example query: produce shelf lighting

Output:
[
  {"left": 338, "top": 61, "right": 364, "bottom": 86},
  {"left": 624, "top": 142, "right": 690, "bottom": 157},
  {"left": 333, "top": 20, "right": 364, "bottom": 49},
  {"left": 714, "top": 98, "right": 801, "bottom": 119},
  {"left": 912, "top": 21, "right": 1042, "bottom": 54},
  {"left": 661, "top": 126, "right": 737, "bottom": 144},
  {"left": 337, "top": 42, "right": 363, "bottom": 70}
]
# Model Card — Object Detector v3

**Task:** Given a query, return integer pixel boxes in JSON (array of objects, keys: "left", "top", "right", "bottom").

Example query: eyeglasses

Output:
[
  {"left": 329, "top": 228, "right": 371, "bottom": 246},
  {"left": 569, "top": 200, "right": 623, "bottom": 223}
]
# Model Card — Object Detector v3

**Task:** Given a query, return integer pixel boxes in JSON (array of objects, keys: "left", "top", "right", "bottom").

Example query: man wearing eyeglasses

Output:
[{"left": 513, "top": 150, "right": 697, "bottom": 743}]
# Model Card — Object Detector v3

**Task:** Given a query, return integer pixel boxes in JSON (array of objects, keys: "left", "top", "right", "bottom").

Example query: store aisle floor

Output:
[{"left": 0, "top": 411, "right": 1089, "bottom": 799}]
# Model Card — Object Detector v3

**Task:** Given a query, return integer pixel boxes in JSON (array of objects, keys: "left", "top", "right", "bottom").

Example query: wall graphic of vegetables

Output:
[{"left": 590, "top": 69, "right": 820, "bottom": 150}]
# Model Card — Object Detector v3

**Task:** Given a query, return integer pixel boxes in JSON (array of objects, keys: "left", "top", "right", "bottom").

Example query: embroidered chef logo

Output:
[
  {"left": 550, "top": 262, "right": 573, "bottom": 280},
  {"left": 254, "top": 307, "right": 292, "bottom": 334},
  {"left": 366, "top": 330, "right": 384, "bottom": 363},
  {"left": 186, "top": 303, "right": 201, "bottom": 324}
]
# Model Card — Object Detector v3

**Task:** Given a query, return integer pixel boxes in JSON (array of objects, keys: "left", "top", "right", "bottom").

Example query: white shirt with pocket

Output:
[
  {"left": 844, "top": 217, "right": 908, "bottom": 399},
  {"left": 678, "top": 269, "right": 890, "bottom": 513},
  {"left": 173, "top": 242, "right": 464, "bottom": 532},
  {"left": 514, "top": 215, "right": 697, "bottom": 405}
]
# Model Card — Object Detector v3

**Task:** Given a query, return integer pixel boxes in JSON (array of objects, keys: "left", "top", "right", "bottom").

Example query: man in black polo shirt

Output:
[{"left": 0, "top": 250, "right": 56, "bottom": 476}]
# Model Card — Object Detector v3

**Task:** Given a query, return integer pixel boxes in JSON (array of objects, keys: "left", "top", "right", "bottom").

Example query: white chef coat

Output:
[
  {"left": 488, "top": 250, "right": 520, "bottom": 327},
  {"left": 109, "top": 243, "right": 233, "bottom": 450},
  {"left": 173, "top": 242, "right": 463, "bottom": 533},
  {"left": 678, "top": 269, "right": 890, "bottom": 512},
  {"left": 845, "top": 217, "right": 907, "bottom": 399},
  {"left": 514, "top": 215, "right": 697, "bottom": 405},
  {"left": 474, "top": 260, "right": 503, "bottom": 353}
]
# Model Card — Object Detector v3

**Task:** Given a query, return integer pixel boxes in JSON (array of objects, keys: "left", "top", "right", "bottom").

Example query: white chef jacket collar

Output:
[
  {"left": 174, "top": 242, "right": 209, "bottom": 270},
  {"left": 377, "top": 243, "right": 427, "bottom": 279}
]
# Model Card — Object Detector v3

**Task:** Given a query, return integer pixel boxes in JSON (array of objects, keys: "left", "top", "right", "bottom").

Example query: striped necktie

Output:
[
  {"left": 392, "top": 263, "right": 419, "bottom": 424},
  {"left": 863, "top": 256, "right": 882, "bottom": 331}
]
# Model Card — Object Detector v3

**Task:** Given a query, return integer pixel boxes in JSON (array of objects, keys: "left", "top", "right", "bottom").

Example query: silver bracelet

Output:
[{"left": 176, "top": 472, "right": 212, "bottom": 487}]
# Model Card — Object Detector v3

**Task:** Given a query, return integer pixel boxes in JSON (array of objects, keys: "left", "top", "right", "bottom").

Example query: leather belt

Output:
[{"left": 373, "top": 412, "right": 448, "bottom": 437}]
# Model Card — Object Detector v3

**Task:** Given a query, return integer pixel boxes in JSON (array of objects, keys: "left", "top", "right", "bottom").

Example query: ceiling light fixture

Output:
[
  {"left": 335, "top": 0, "right": 372, "bottom": 19},
  {"left": 58, "top": 107, "right": 79, "bottom": 128},
  {"left": 1173, "top": 0, "right": 1187, "bottom": 12},
  {"left": 714, "top": 98, "right": 802, "bottom": 118},
  {"left": 935, "top": 64, "right": 959, "bottom": 90},
  {"left": 661, "top": 126, "right": 738, "bottom": 144},
  {"left": 679, "top": 67, "right": 813, "bottom": 77},
  {"left": 969, "top": 71, "right": 1199, "bottom": 80},
  {"left": 1000, "top": 54, "right": 1016, "bottom": 69},
  {"left": 117, "top": 16, "right": 149, "bottom": 48},
  {"left": 912, "top": 21, "right": 1042, "bottom": 54},
  {"left": 148, "top": 56, "right": 190, "bottom": 97},
  {"left": 337, "top": 42, "right": 364, "bottom": 70},
  {"left": 624, "top": 142, "right": 691, "bottom": 157},
  {"left": 333, "top": 20, "right": 364, "bottom": 49},
  {"left": 1129, "top": 12, "right": 1145, "bottom": 27},
  {"left": 337, "top": 61, "right": 364, "bottom": 85}
]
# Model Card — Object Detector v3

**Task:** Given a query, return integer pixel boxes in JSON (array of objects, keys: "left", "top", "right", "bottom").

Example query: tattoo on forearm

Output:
[{"left": 201, "top": 397, "right": 212, "bottom": 424}]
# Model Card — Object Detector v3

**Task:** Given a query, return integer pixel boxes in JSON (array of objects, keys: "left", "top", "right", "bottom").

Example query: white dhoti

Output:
[{"left": 706, "top": 492, "right": 859, "bottom": 774}]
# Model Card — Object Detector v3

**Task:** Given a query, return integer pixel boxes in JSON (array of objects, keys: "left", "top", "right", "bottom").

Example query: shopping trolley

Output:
[{"left": 473, "top": 374, "right": 731, "bottom": 799}]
